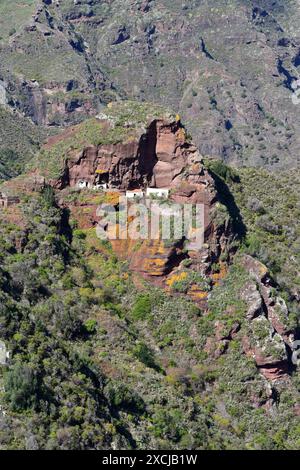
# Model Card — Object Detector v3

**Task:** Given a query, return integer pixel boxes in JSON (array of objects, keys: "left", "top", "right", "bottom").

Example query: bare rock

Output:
[{"left": 241, "top": 280, "right": 264, "bottom": 320}]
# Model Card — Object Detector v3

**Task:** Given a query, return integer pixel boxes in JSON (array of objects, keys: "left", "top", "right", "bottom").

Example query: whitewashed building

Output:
[
  {"left": 77, "top": 180, "right": 91, "bottom": 189},
  {"left": 146, "top": 188, "right": 169, "bottom": 198},
  {"left": 93, "top": 183, "right": 108, "bottom": 190},
  {"left": 125, "top": 190, "right": 144, "bottom": 199},
  {"left": 0, "top": 341, "right": 9, "bottom": 366}
]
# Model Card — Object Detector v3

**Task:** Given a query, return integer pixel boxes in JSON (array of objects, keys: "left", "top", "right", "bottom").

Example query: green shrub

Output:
[
  {"left": 206, "top": 159, "right": 239, "bottom": 182},
  {"left": 41, "top": 186, "right": 56, "bottom": 207},
  {"left": 106, "top": 383, "right": 145, "bottom": 415},
  {"left": 131, "top": 294, "right": 151, "bottom": 320},
  {"left": 84, "top": 319, "right": 97, "bottom": 334},
  {"left": 4, "top": 363, "right": 38, "bottom": 411},
  {"left": 133, "top": 342, "right": 161, "bottom": 371}
]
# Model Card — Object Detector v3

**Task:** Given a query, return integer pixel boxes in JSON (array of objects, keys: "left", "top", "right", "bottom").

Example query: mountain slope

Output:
[
  {"left": 1, "top": 0, "right": 300, "bottom": 170},
  {"left": 0, "top": 107, "right": 43, "bottom": 179}
]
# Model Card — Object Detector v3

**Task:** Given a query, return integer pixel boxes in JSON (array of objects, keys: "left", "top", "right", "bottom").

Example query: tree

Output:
[{"left": 4, "top": 363, "right": 38, "bottom": 411}]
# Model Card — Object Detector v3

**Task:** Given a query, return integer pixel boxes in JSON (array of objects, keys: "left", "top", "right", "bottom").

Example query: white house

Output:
[
  {"left": 146, "top": 188, "right": 169, "bottom": 198},
  {"left": 93, "top": 183, "right": 108, "bottom": 190},
  {"left": 125, "top": 190, "right": 144, "bottom": 199},
  {"left": 0, "top": 341, "right": 9, "bottom": 366},
  {"left": 77, "top": 180, "right": 91, "bottom": 189}
]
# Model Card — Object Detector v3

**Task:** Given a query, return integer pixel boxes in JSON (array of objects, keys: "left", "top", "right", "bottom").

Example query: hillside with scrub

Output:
[
  {"left": 0, "top": 102, "right": 299, "bottom": 450},
  {"left": 2, "top": 1, "right": 300, "bottom": 175},
  {"left": 0, "top": 0, "right": 299, "bottom": 452}
]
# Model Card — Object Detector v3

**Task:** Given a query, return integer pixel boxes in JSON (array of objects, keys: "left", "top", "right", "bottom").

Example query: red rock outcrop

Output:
[
  {"left": 204, "top": 253, "right": 297, "bottom": 382},
  {"left": 240, "top": 255, "right": 296, "bottom": 381},
  {"left": 44, "top": 113, "right": 235, "bottom": 301},
  {"left": 240, "top": 255, "right": 296, "bottom": 348},
  {"left": 58, "top": 119, "right": 210, "bottom": 194}
]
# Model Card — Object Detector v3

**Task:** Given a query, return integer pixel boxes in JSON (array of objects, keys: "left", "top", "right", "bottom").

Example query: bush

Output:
[
  {"left": 106, "top": 383, "right": 145, "bottom": 415},
  {"left": 256, "top": 215, "right": 281, "bottom": 234},
  {"left": 4, "top": 364, "right": 38, "bottom": 411},
  {"left": 42, "top": 186, "right": 56, "bottom": 207},
  {"left": 84, "top": 319, "right": 97, "bottom": 334},
  {"left": 131, "top": 294, "right": 151, "bottom": 320},
  {"left": 246, "top": 197, "right": 265, "bottom": 214},
  {"left": 206, "top": 159, "right": 239, "bottom": 182},
  {"left": 151, "top": 408, "right": 185, "bottom": 442},
  {"left": 8, "top": 28, "right": 16, "bottom": 37},
  {"left": 133, "top": 342, "right": 161, "bottom": 372}
]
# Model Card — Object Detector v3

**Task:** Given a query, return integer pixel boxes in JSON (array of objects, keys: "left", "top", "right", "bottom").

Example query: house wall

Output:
[
  {"left": 0, "top": 343, "right": 7, "bottom": 365},
  {"left": 146, "top": 188, "right": 169, "bottom": 198},
  {"left": 77, "top": 181, "right": 90, "bottom": 189},
  {"left": 125, "top": 191, "right": 144, "bottom": 199}
]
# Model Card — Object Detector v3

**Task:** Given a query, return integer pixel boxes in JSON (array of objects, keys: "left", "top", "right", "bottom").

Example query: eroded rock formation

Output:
[
  {"left": 40, "top": 112, "right": 234, "bottom": 296},
  {"left": 60, "top": 118, "right": 208, "bottom": 192},
  {"left": 240, "top": 255, "right": 296, "bottom": 381}
]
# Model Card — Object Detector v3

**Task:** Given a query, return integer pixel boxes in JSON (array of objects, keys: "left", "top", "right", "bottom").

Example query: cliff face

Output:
[
  {"left": 202, "top": 252, "right": 299, "bottom": 384},
  {"left": 41, "top": 108, "right": 232, "bottom": 297},
  {"left": 60, "top": 118, "right": 207, "bottom": 191}
]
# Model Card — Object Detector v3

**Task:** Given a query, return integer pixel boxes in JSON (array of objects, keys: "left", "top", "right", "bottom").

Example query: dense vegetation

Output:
[
  {"left": 227, "top": 167, "right": 300, "bottom": 313},
  {"left": 0, "top": 181, "right": 299, "bottom": 450}
]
